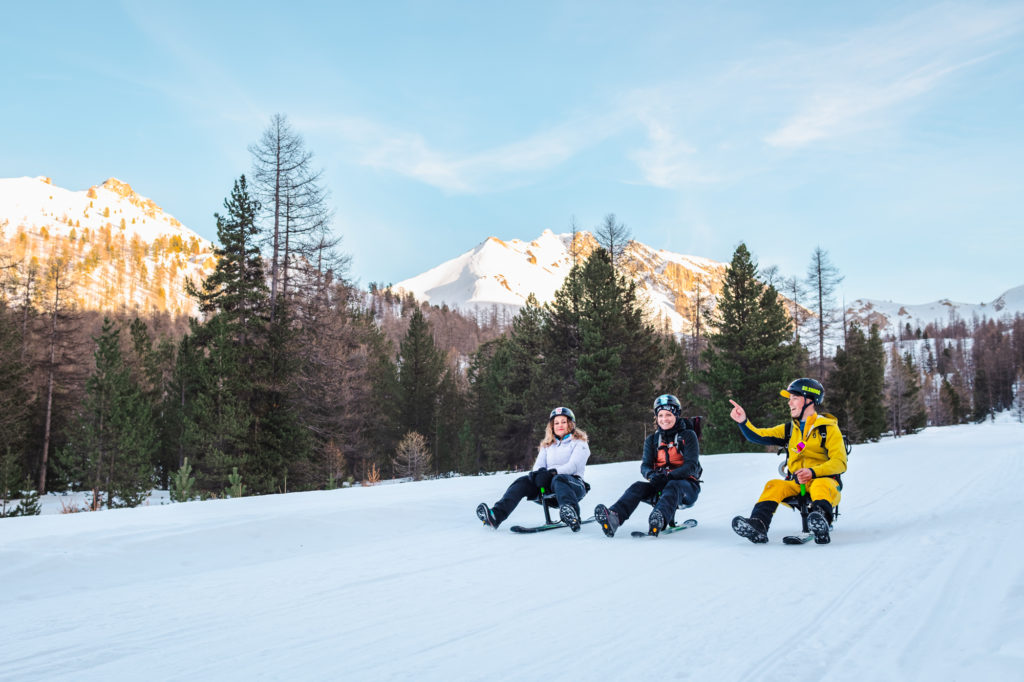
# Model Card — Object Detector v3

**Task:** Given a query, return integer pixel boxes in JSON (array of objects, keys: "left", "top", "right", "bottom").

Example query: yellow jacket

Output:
[{"left": 739, "top": 412, "right": 848, "bottom": 478}]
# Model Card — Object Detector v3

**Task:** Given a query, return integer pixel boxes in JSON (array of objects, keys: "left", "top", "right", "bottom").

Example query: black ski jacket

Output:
[{"left": 640, "top": 426, "right": 701, "bottom": 488}]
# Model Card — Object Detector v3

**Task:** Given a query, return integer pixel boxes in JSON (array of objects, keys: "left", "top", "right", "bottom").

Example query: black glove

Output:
[
  {"left": 530, "top": 468, "right": 554, "bottom": 491},
  {"left": 647, "top": 470, "right": 669, "bottom": 491}
]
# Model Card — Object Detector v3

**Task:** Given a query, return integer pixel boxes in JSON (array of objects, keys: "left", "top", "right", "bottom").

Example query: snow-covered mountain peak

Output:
[
  {"left": 93, "top": 177, "right": 170, "bottom": 222},
  {"left": 395, "top": 230, "right": 727, "bottom": 332},
  {"left": 0, "top": 175, "right": 216, "bottom": 315}
]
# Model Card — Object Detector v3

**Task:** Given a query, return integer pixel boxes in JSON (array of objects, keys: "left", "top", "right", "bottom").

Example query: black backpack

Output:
[{"left": 679, "top": 416, "right": 704, "bottom": 443}]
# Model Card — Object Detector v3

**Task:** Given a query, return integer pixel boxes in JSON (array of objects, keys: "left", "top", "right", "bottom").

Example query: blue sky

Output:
[{"left": 3, "top": 1, "right": 1023, "bottom": 304}]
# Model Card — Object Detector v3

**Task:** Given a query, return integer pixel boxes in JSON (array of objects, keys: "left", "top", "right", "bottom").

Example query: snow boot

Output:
[
  {"left": 559, "top": 504, "right": 581, "bottom": 532},
  {"left": 594, "top": 504, "right": 620, "bottom": 538},
  {"left": 648, "top": 508, "right": 666, "bottom": 536},
  {"left": 732, "top": 501, "right": 776, "bottom": 544},
  {"left": 807, "top": 500, "right": 832, "bottom": 544},
  {"left": 476, "top": 502, "right": 499, "bottom": 529},
  {"left": 732, "top": 516, "right": 768, "bottom": 543}
]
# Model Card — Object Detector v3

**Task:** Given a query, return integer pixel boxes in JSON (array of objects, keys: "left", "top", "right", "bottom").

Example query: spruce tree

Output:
[
  {"left": 496, "top": 295, "right": 553, "bottom": 468},
  {"left": 396, "top": 308, "right": 444, "bottom": 469},
  {"left": 576, "top": 249, "right": 660, "bottom": 460},
  {"left": 0, "top": 304, "right": 29, "bottom": 460},
  {"left": 184, "top": 176, "right": 268, "bottom": 467},
  {"left": 543, "top": 248, "right": 659, "bottom": 461},
  {"left": 467, "top": 337, "right": 514, "bottom": 472},
  {"left": 179, "top": 315, "right": 252, "bottom": 494},
  {"left": 183, "top": 176, "right": 308, "bottom": 494},
  {"left": 701, "top": 244, "right": 798, "bottom": 453},
  {"left": 366, "top": 327, "right": 401, "bottom": 478},
  {"left": 433, "top": 366, "right": 467, "bottom": 475},
  {"left": 59, "top": 317, "right": 157, "bottom": 508},
  {"left": 828, "top": 323, "right": 885, "bottom": 442}
]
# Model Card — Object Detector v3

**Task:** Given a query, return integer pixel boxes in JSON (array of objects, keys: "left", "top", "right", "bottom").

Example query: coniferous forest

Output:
[{"left": 2, "top": 116, "right": 1023, "bottom": 513}]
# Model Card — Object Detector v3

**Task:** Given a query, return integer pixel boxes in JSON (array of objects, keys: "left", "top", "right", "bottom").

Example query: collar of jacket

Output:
[
  {"left": 657, "top": 423, "right": 682, "bottom": 441},
  {"left": 798, "top": 412, "right": 838, "bottom": 437}
]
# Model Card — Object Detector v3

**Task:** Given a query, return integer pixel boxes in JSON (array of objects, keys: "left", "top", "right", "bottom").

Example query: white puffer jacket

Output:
[{"left": 532, "top": 435, "right": 590, "bottom": 479}]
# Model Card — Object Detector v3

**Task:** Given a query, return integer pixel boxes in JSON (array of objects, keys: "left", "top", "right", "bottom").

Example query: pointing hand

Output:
[{"left": 728, "top": 399, "right": 746, "bottom": 423}]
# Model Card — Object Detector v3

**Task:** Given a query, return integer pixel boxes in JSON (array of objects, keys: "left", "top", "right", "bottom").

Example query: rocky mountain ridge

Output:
[
  {"left": 0, "top": 176, "right": 216, "bottom": 316},
  {"left": 394, "top": 229, "right": 1024, "bottom": 336}
]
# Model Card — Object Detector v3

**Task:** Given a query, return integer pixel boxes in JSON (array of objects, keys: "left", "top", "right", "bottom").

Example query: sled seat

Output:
[
  {"left": 781, "top": 493, "right": 840, "bottom": 533},
  {"left": 777, "top": 448, "right": 840, "bottom": 531},
  {"left": 532, "top": 480, "right": 591, "bottom": 524}
]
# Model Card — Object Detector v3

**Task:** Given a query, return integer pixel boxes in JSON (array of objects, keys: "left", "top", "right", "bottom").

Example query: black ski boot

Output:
[
  {"left": 594, "top": 504, "right": 620, "bottom": 538},
  {"left": 476, "top": 503, "right": 499, "bottom": 529},
  {"left": 648, "top": 508, "right": 666, "bottom": 536},
  {"left": 732, "top": 516, "right": 768, "bottom": 543},
  {"left": 732, "top": 501, "right": 777, "bottom": 544},
  {"left": 807, "top": 500, "right": 833, "bottom": 544},
  {"left": 559, "top": 504, "right": 581, "bottom": 532}
]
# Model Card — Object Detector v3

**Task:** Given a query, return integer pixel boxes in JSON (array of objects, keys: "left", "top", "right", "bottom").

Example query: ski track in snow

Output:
[{"left": 1, "top": 418, "right": 1023, "bottom": 681}]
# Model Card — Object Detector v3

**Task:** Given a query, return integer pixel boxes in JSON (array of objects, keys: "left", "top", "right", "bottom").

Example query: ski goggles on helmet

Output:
[
  {"left": 549, "top": 406, "right": 575, "bottom": 422},
  {"left": 652, "top": 394, "right": 681, "bottom": 416}
]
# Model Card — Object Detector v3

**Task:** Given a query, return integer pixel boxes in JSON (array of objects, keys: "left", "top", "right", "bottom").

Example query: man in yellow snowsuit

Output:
[{"left": 729, "top": 378, "right": 848, "bottom": 544}]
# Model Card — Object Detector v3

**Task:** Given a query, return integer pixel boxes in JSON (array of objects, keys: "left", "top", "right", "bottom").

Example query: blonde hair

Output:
[{"left": 539, "top": 420, "right": 588, "bottom": 450}]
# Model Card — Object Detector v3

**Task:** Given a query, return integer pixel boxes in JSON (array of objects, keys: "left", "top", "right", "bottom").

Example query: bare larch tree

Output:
[
  {"left": 806, "top": 246, "right": 844, "bottom": 378},
  {"left": 249, "top": 114, "right": 332, "bottom": 317}
]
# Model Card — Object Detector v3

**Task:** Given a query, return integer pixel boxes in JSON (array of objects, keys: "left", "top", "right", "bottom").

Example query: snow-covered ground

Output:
[{"left": 2, "top": 417, "right": 1023, "bottom": 681}]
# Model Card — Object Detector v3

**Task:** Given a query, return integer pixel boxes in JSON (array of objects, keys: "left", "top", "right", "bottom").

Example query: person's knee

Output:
[{"left": 626, "top": 481, "right": 649, "bottom": 496}]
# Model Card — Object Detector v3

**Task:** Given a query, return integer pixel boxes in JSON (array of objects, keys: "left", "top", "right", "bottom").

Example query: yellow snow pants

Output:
[{"left": 757, "top": 477, "right": 841, "bottom": 508}]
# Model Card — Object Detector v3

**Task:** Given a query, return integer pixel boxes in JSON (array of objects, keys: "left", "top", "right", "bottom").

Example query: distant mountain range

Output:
[
  {"left": 3, "top": 177, "right": 1020, "bottom": 335},
  {"left": 0, "top": 176, "right": 215, "bottom": 315},
  {"left": 394, "top": 230, "right": 728, "bottom": 333},
  {"left": 395, "top": 230, "right": 1024, "bottom": 335}
]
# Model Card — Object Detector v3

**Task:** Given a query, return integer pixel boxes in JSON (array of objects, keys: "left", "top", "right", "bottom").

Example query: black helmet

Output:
[
  {"left": 652, "top": 394, "right": 682, "bottom": 417},
  {"left": 781, "top": 378, "right": 824, "bottom": 405},
  {"left": 549, "top": 406, "right": 576, "bottom": 422}
]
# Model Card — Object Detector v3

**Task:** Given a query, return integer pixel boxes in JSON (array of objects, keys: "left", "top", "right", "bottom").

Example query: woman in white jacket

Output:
[{"left": 476, "top": 407, "right": 591, "bottom": 531}]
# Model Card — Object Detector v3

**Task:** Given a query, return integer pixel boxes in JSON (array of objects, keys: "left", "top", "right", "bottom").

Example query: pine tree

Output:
[
  {"left": 0, "top": 303, "right": 30, "bottom": 463},
  {"left": 396, "top": 308, "right": 444, "bottom": 470},
  {"left": 169, "top": 457, "right": 196, "bottom": 502},
  {"left": 183, "top": 176, "right": 308, "bottom": 494},
  {"left": 58, "top": 317, "right": 157, "bottom": 509},
  {"left": 0, "top": 448, "right": 24, "bottom": 516},
  {"left": 433, "top": 364, "right": 468, "bottom": 475},
  {"left": 701, "top": 243, "right": 798, "bottom": 453},
  {"left": 467, "top": 337, "right": 516, "bottom": 472},
  {"left": 575, "top": 249, "right": 660, "bottom": 460},
  {"left": 365, "top": 327, "right": 401, "bottom": 479},
  {"left": 886, "top": 347, "right": 927, "bottom": 435},
  {"left": 828, "top": 323, "right": 885, "bottom": 442},
  {"left": 179, "top": 315, "right": 252, "bottom": 494},
  {"left": 187, "top": 176, "right": 267, "bottom": 341},
  {"left": 128, "top": 317, "right": 178, "bottom": 486},
  {"left": 939, "top": 376, "right": 966, "bottom": 424},
  {"left": 537, "top": 249, "right": 660, "bottom": 461},
  {"left": 497, "top": 295, "right": 554, "bottom": 467}
]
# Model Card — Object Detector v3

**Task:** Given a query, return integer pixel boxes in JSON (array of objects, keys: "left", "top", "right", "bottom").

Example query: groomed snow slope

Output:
[{"left": 2, "top": 418, "right": 1022, "bottom": 681}]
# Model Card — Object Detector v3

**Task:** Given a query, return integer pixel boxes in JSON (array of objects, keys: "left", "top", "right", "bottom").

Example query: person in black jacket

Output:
[{"left": 593, "top": 394, "right": 702, "bottom": 537}]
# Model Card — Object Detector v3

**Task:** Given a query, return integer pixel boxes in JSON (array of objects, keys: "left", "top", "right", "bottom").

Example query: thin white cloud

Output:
[
  {"left": 302, "top": 3, "right": 1024, "bottom": 194},
  {"left": 765, "top": 3, "right": 1024, "bottom": 148},
  {"left": 307, "top": 110, "right": 629, "bottom": 194},
  {"left": 627, "top": 112, "right": 720, "bottom": 188}
]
